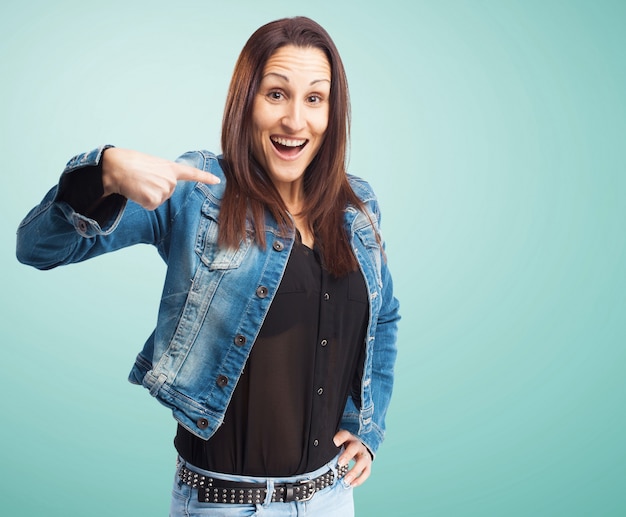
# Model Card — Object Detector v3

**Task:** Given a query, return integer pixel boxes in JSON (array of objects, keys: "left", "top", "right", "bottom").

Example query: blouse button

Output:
[
  {"left": 234, "top": 335, "right": 246, "bottom": 346},
  {"left": 197, "top": 418, "right": 209, "bottom": 429},
  {"left": 272, "top": 241, "right": 284, "bottom": 251},
  {"left": 323, "top": 293, "right": 330, "bottom": 301},
  {"left": 216, "top": 375, "right": 229, "bottom": 387},
  {"left": 317, "top": 387, "right": 324, "bottom": 395},
  {"left": 313, "top": 439, "right": 319, "bottom": 447},
  {"left": 320, "top": 339, "right": 328, "bottom": 347},
  {"left": 256, "top": 286, "right": 268, "bottom": 298}
]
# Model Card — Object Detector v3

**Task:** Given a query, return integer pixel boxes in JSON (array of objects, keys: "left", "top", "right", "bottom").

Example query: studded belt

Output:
[{"left": 179, "top": 463, "right": 349, "bottom": 504}]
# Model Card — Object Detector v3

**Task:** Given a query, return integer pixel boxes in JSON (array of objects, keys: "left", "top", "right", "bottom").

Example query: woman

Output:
[{"left": 16, "top": 16, "right": 399, "bottom": 516}]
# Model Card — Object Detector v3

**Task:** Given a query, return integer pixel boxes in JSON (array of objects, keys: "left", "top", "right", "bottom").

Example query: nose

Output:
[{"left": 281, "top": 101, "right": 305, "bottom": 133}]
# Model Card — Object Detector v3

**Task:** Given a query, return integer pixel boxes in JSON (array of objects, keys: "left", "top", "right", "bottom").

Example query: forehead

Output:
[{"left": 262, "top": 45, "right": 331, "bottom": 82}]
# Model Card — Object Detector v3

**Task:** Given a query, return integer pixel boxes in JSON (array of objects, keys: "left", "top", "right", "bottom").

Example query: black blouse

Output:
[{"left": 175, "top": 239, "right": 369, "bottom": 476}]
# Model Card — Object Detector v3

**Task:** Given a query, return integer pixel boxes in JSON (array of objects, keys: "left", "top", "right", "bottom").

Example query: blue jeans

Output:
[{"left": 170, "top": 454, "right": 354, "bottom": 516}]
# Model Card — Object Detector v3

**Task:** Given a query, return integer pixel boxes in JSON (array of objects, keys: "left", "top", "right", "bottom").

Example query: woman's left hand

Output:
[{"left": 333, "top": 429, "right": 372, "bottom": 487}]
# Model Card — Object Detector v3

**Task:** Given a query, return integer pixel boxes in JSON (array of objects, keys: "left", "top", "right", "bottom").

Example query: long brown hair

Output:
[{"left": 220, "top": 16, "right": 364, "bottom": 277}]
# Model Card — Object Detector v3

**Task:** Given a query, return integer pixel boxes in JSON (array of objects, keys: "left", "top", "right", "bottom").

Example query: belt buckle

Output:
[{"left": 297, "top": 479, "right": 316, "bottom": 502}]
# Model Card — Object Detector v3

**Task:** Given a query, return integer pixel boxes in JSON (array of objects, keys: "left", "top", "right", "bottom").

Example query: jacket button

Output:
[
  {"left": 234, "top": 334, "right": 246, "bottom": 346},
  {"left": 256, "top": 286, "right": 268, "bottom": 298},
  {"left": 216, "top": 375, "right": 229, "bottom": 387},
  {"left": 272, "top": 241, "right": 284, "bottom": 251},
  {"left": 197, "top": 418, "right": 209, "bottom": 429}
]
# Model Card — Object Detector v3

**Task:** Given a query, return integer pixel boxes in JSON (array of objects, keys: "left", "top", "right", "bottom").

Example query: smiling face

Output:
[{"left": 251, "top": 45, "right": 331, "bottom": 205}]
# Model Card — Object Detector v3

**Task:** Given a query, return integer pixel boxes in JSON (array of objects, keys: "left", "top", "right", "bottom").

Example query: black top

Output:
[{"left": 175, "top": 239, "right": 368, "bottom": 476}]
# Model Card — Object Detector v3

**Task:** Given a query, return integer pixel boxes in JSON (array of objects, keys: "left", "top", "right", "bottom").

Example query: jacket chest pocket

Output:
[{"left": 195, "top": 203, "right": 251, "bottom": 270}]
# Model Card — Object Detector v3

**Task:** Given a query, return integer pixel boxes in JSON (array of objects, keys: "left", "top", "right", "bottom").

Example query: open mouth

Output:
[{"left": 271, "top": 136, "right": 308, "bottom": 158}]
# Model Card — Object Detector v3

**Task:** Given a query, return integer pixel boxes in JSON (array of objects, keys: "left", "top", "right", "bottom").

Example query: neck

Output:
[
  {"left": 275, "top": 182, "right": 312, "bottom": 246},
  {"left": 288, "top": 210, "right": 313, "bottom": 248}
]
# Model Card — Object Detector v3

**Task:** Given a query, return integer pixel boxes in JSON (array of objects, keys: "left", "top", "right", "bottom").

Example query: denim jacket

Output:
[{"left": 16, "top": 146, "right": 400, "bottom": 455}]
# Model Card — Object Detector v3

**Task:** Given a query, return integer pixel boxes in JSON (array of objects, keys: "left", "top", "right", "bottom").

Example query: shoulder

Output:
[
  {"left": 175, "top": 150, "right": 227, "bottom": 199},
  {"left": 347, "top": 173, "right": 381, "bottom": 220},
  {"left": 347, "top": 173, "right": 377, "bottom": 203}
]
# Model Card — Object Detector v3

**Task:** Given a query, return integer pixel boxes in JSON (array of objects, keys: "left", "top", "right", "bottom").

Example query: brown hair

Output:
[{"left": 220, "top": 16, "right": 365, "bottom": 276}]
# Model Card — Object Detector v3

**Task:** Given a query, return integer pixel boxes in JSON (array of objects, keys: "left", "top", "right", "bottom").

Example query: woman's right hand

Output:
[{"left": 101, "top": 147, "right": 220, "bottom": 210}]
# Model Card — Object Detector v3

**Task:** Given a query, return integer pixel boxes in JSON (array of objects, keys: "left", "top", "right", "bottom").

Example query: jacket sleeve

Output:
[
  {"left": 15, "top": 146, "right": 202, "bottom": 270},
  {"left": 340, "top": 193, "right": 401, "bottom": 457},
  {"left": 364, "top": 252, "right": 400, "bottom": 456}
]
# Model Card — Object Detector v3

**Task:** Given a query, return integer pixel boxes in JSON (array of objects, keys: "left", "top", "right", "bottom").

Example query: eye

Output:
[
  {"left": 267, "top": 90, "right": 284, "bottom": 101},
  {"left": 307, "top": 94, "right": 323, "bottom": 104}
]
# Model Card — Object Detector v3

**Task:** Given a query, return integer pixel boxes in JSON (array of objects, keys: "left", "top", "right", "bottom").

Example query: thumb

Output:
[{"left": 333, "top": 429, "right": 351, "bottom": 447}]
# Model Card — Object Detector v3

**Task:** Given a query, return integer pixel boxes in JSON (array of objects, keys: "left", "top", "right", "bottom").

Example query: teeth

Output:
[{"left": 271, "top": 136, "right": 306, "bottom": 147}]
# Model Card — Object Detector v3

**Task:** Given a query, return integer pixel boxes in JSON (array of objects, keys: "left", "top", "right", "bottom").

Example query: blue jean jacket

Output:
[{"left": 16, "top": 146, "right": 400, "bottom": 455}]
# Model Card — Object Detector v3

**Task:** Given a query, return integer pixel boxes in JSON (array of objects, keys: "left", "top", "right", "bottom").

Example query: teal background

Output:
[{"left": 1, "top": 0, "right": 625, "bottom": 515}]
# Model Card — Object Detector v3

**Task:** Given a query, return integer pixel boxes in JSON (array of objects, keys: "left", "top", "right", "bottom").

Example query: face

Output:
[{"left": 251, "top": 45, "right": 331, "bottom": 202}]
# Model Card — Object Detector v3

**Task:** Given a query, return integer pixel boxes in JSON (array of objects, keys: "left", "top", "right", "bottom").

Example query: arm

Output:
[
  {"left": 334, "top": 188, "right": 401, "bottom": 484},
  {"left": 16, "top": 146, "right": 220, "bottom": 269},
  {"left": 334, "top": 257, "right": 400, "bottom": 486}
]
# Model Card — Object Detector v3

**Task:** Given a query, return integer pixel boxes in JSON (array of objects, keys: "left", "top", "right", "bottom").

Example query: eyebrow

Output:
[{"left": 262, "top": 72, "right": 331, "bottom": 86}]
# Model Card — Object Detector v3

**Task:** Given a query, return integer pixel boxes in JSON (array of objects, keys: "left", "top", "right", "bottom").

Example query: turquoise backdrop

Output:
[{"left": 1, "top": 1, "right": 625, "bottom": 515}]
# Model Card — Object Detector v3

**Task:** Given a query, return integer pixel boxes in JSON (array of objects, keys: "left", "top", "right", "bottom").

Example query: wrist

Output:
[{"left": 100, "top": 147, "right": 119, "bottom": 197}]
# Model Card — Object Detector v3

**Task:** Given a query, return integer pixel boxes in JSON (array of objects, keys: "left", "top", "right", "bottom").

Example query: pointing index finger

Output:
[{"left": 174, "top": 162, "right": 221, "bottom": 185}]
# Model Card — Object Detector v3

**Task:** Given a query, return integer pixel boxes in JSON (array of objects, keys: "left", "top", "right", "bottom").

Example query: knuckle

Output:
[{"left": 144, "top": 193, "right": 164, "bottom": 210}]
